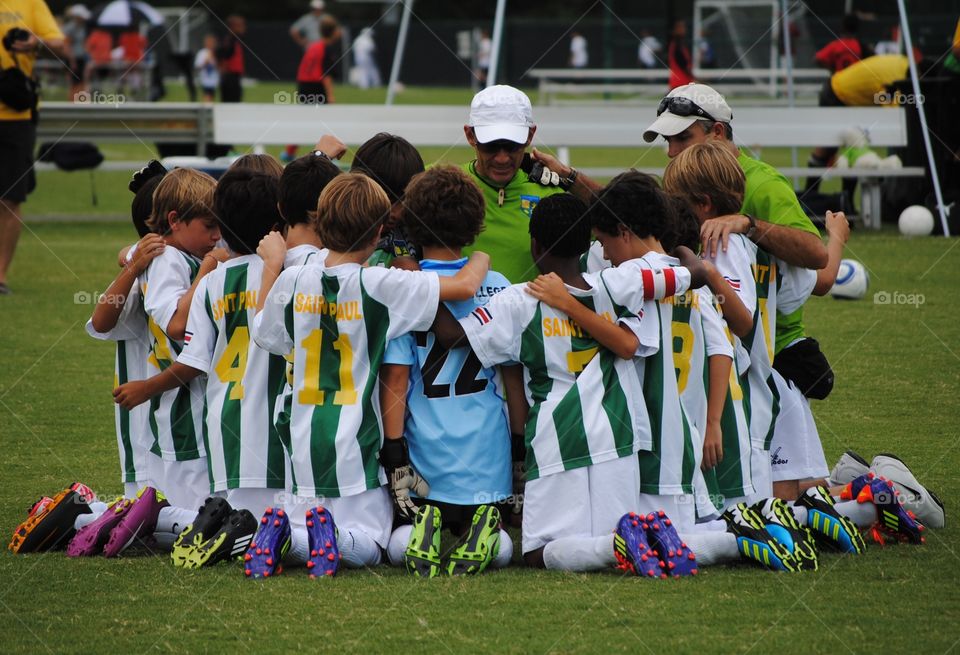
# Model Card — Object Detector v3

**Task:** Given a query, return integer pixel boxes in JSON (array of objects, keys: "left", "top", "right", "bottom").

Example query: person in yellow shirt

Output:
[
  {"left": 805, "top": 54, "right": 914, "bottom": 194},
  {"left": 0, "top": 0, "right": 65, "bottom": 295}
]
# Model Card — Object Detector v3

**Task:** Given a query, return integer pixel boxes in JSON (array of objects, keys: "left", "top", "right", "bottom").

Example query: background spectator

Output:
[
  {"left": 815, "top": 13, "right": 872, "bottom": 73},
  {"left": 216, "top": 14, "right": 245, "bottom": 103},
  {"left": 569, "top": 31, "right": 587, "bottom": 69},
  {"left": 668, "top": 19, "right": 693, "bottom": 89},
  {"left": 638, "top": 28, "right": 662, "bottom": 69},
  {"left": 290, "top": 0, "right": 326, "bottom": 49},
  {"left": 194, "top": 33, "right": 218, "bottom": 102},
  {"left": 62, "top": 4, "right": 90, "bottom": 99},
  {"left": 352, "top": 27, "right": 381, "bottom": 88}
]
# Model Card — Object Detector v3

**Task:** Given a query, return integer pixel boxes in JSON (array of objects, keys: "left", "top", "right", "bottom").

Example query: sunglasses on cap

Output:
[
  {"left": 475, "top": 139, "right": 526, "bottom": 155},
  {"left": 657, "top": 96, "right": 718, "bottom": 122}
]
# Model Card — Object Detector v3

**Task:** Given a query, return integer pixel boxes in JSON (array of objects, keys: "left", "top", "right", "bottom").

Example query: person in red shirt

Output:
[
  {"left": 814, "top": 13, "right": 872, "bottom": 73},
  {"left": 283, "top": 16, "right": 340, "bottom": 161},
  {"left": 667, "top": 19, "right": 694, "bottom": 90},
  {"left": 216, "top": 15, "right": 246, "bottom": 103}
]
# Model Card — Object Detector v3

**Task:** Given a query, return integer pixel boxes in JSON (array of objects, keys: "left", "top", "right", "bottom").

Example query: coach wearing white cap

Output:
[{"left": 462, "top": 85, "right": 601, "bottom": 283}]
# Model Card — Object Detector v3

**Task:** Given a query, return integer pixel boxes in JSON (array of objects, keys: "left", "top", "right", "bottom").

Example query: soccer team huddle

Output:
[{"left": 10, "top": 85, "right": 943, "bottom": 581}]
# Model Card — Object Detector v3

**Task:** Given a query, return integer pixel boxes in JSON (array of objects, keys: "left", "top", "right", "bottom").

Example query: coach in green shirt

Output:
[{"left": 462, "top": 86, "right": 600, "bottom": 283}]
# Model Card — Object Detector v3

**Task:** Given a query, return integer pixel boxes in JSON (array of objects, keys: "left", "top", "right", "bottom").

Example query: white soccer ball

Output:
[
  {"left": 898, "top": 205, "right": 935, "bottom": 236},
  {"left": 830, "top": 259, "right": 869, "bottom": 300}
]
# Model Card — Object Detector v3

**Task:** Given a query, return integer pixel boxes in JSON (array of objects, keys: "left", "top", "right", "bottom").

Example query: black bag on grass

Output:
[{"left": 772, "top": 337, "right": 834, "bottom": 400}]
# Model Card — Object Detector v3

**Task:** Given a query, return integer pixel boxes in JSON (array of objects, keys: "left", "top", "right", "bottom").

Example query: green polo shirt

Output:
[
  {"left": 738, "top": 150, "right": 821, "bottom": 354},
  {"left": 462, "top": 161, "right": 564, "bottom": 283}
]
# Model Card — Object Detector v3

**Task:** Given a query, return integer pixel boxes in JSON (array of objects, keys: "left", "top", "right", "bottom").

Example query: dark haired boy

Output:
[
  {"left": 379, "top": 166, "right": 519, "bottom": 577},
  {"left": 349, "top": 132, "right": 425, "bottom": 266},
  {"left": 278, "top": 151, "right": 342, "bottom": 268},
  {"left": 432, "top": 192, "right": 707, "bottom": 576},
  {"left": 115, "top": 169, "right": 289, "bottom": 567}
]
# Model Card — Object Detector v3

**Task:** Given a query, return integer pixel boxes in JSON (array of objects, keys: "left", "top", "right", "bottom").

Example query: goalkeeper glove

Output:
[{"left": 380, "top": 436, "right": 430, "bottom": 521}]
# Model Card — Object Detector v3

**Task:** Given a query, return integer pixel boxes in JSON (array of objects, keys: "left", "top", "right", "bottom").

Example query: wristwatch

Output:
[
  {"left": 744, "top": 214, "right": 758, "bottom": 240},
  {"left": 313, "top": 150, "right": 331, "bottom": 160},
  {"left": 559, "top": 167, "right": 579, "bottom": 191}
]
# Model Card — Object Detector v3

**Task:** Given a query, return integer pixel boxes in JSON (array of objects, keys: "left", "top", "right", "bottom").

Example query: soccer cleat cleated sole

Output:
[
  {"left": 102, "top": 487, "right": 170, "bottom": 558},
  {"left": 67, "top": 497, "right": 133, "bottom": 557},
  {"left": 870, "top": 453, "right": 944, "bottom": 529},
  {"left": 613, "top": 512, "right": 662, "bottom": 578},
  {"left": 858, "top": 478, "right": 926, "bottom": 545},
  {"left": 9, "top": 487, "right": 93, "bottom": 554},
  {"left": 723, "top": 503, "right": 799, "bottom": 572},
  {"left": 305, "top": 506, "right": 341, "bottom": 578},
  {"left": 405, "top": 505, "right": 442, "bottom": 578},
  {"left": 447, "top": 505, "right": 501, "bottom": 576},
  {"left": 172, "top": 496, "right": 232, "bottom": 568},
  {"left": 244, "top": 507, "right": 291, "bottom": 579},
  {"left": 644, "top": 511, "right": 698, "bottom": 577},
  {"left": 797, "top": 486, "right": 866, "bottom": 554},
  {"left": 184, "top": 509, "right": 257, "bottom": 569}
]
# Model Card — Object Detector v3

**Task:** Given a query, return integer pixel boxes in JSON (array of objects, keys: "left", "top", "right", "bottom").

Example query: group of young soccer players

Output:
[{"left": 9, "top": 124, "right": 940, "bottom": 579}]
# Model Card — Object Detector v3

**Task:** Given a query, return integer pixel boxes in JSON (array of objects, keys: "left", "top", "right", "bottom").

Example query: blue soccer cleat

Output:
[
  {"left": 722, "top": 503, "right": 799, "bottom": 572},
  {"left": 795, "top": 486, "right": 866, "bottom": 554},
  {"left": 751, "top": 498, "right": 819, "bottom": 571},
  {"left": 613, "top": 512, "right": 662, "bottom": 578},
  {"left": 305, "top": 506, "right": 341, "bottom": 578},
  {"left": 643, "top": 511, "right": 698, "bottom": 577},
  {"left": 244, "top": 507, "right": 291, "bottom": 579}
]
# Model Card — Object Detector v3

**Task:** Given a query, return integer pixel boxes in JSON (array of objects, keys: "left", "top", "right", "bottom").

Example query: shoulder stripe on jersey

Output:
[{"left": 472, "top": 307, "right": 493, "bottom": 326}]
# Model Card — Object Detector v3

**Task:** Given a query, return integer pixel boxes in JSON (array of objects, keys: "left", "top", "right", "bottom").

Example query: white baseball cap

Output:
[
  {"left": 468, "top": 85, "right": 534, "bottom": 144},
  {"left": 642, "top": 83, "right": 733, "bottom": 143},
  {"left": 310, "top": 0, "right": 325, "bottom": 10},
  {"left": 66, "top": 4, "right": 92, "bottom": 19}
]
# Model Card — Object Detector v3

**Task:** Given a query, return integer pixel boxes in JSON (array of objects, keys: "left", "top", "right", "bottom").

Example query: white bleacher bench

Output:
[
  {"left": 35, "top": 102, "right": 925, "bottom": 228},
  {"left": 527, "top": 67, "right": 829, "bottom": 105}
]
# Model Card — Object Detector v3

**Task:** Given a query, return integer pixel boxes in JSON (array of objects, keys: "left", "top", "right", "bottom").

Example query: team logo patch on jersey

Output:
[
  {"left": 471, "top": 307, "right": 493, "bottom": 326},
  {"left": 520, "top": 195, "right": 540, "bottom": 218},
  {"left": 184, "top": 331, "right": 193, "bottom": 344}
]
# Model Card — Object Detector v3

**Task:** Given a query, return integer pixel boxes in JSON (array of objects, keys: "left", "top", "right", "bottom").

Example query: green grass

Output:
[{"left": 1, "top": 222, "right": 959, "bottom": 653}]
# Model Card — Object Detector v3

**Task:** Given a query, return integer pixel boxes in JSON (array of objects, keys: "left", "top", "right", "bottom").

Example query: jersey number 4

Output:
[{"left": 415, "top": 332, "right": 487, "bottom": 399}]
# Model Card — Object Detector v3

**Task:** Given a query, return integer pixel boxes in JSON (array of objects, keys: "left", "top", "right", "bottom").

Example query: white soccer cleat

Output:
[
  {"left": 869, "top": 454, "right": 945, "bottom": 529},
  {"left": 828, "top": 450, "right": 870, "bottom": 487}
]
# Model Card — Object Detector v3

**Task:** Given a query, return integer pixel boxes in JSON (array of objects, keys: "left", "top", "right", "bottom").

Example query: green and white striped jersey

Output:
[
  {"left": 140, "top": 248, "right": 207, "bottom": 461},
  {"left": 711, "top": 236, "right": 815, "bottom": 451},
  {"left": 629, "top": 252, "right": 699, "bottom": 495},
  {"left": 253, "top": 262, "right": 440, "bottom": 498},
  {"left": 462, "top": 265, "right": 690, "bottom": 481},
  {"left": 85, "top": 283, "right": 156, "bottom": 485},
  {"left": 179, "top": 255, "right": 288, "bottom": 492}
]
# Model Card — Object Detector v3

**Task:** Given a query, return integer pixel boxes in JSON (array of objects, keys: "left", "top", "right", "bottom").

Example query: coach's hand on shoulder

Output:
[
  {"left": 380, "top": 436, "right": 430, "bottom": 521},
  {"left": 529, "top": 147, "right": 571, "bottom": 179},
  {"left": 700, "top": 214, "right": 751, "bottom": 259},
  {"left": 315, "top": 134, "right": 347, "bottom": 160},
  {"left": 126, "top": 234, "right": 165, "bottom": 275},
  {"left": 113, "top": 381, "right": 150, "bottom": 410}
]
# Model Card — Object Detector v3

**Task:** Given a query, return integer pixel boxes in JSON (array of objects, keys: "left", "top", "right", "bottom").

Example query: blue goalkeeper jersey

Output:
[{"left": 383, "top": 258, "right": 512, "bottom": 506}]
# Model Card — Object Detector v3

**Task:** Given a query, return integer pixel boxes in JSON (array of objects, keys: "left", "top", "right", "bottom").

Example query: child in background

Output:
[{"left": 194, "top": 34, "right": 219, "bottom": 102}]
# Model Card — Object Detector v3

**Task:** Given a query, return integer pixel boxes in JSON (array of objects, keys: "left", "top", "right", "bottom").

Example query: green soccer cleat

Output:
[
  {"left": 404, "top": 505, "right": 442, "bottom": 578},
  {"left": 795, "top": 486, "right": 866, "bottom": 554},
  {"left": 752, "top": 498, "right": 819, "bottom": 571},
  {"left": 446, "top": 505, "right": 501, "bottom": 576},
  {"left": 171, "top": 496, "right": 232, "bottom": 567},
  {"left": 723, "top": 503, "right": 799, "bottom": 572},
  {"left": 184, "top": 509, "right": 258, "bottom": 569}
]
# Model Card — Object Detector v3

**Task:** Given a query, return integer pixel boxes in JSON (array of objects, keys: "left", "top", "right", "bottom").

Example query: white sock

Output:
[
  {"left": 542, "top": 535, "right": 616, "bottom": 571},
  {"left": 338, "top": 529, "right": 383, "bottom": 568},
  {"left": 491, "top": 529, "right": 513, "bottom": 568},
  {"left": 694, "top": 517, "right": 729, "bottom": 532},
  {"left": 156, "top": 507, "right": 198, "bottom": 535},
  {"left": 835, "top": 500, "right": 877, "bottom": 528},
  {"left": 74, "top": 501, "right": 109, "bottom": 529},
  {"left": 680, "top": 530, "right": 739, "bottom": 566},
  {"left": 288, "top": 526, "right": 310, "bottom": 565},
  {"left": 790, "top": 504, "right": 808, "bottom": 525},
  {"left": 386, "top": 525, "right": 413, "bottom": 566}
]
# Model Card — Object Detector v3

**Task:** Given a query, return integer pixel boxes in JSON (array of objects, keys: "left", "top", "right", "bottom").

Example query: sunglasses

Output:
[
  {"left": 657, "top": 96, "right": 719, "bottom": 122},
  {"left": 475, "top": 139, "right": 526, "bottom": 155}
]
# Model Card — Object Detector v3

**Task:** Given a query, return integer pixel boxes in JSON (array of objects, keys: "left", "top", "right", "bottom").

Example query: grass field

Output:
[{"left": 1, "top": 221, "right": 958, "bottom": 653}]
